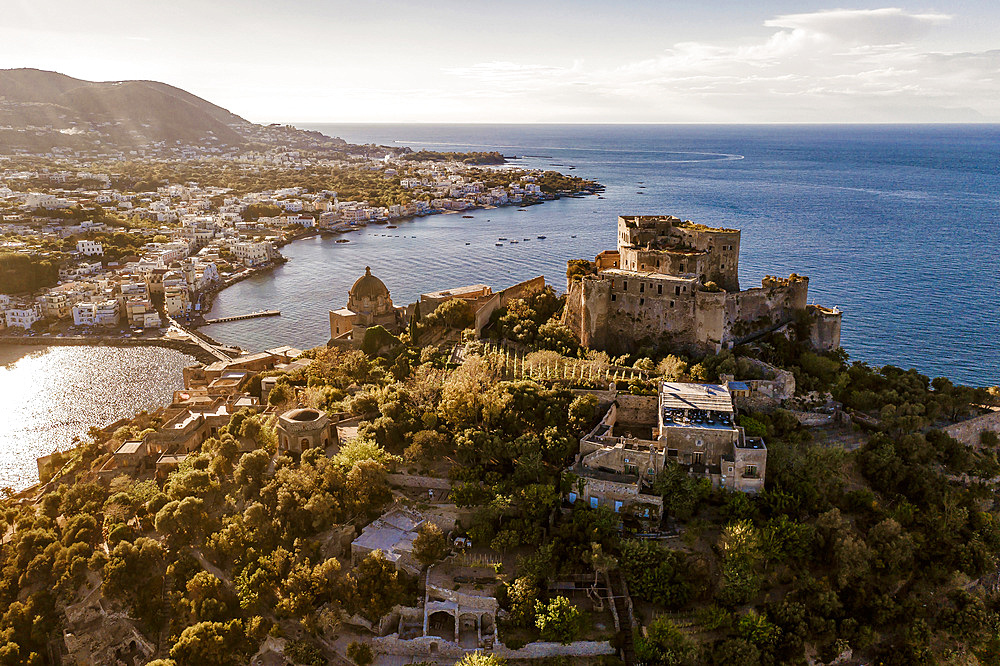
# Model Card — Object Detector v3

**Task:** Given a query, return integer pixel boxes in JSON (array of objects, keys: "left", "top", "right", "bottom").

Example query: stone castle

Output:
[{"left": 563, "top": 215, "right": 842, "bottom": 354}]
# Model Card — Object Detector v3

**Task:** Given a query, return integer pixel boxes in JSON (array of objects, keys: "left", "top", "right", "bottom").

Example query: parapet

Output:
[{"left": 762, "top": 274, "right": 808, "bottom": 288}]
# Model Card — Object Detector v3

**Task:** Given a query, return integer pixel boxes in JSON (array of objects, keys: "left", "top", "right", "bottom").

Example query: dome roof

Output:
[{"left": 350, "top": 266, "right": 390, "bottom": 301}]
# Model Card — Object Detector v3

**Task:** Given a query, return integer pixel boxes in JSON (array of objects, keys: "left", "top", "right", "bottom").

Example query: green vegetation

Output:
[
  {"left": 0, "top": 252, "right": 60, "bottom": 293},
  {"left": 401, "top": 150, "right": 505, "bottom": 165},
  {"left": 2, "top": 280, "right": 998, "bottom": 665}
]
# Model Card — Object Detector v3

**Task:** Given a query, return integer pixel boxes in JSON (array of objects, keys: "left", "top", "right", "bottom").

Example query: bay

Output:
[{"left": 203, "top": 124, "right": 1000, "bottom": 388}]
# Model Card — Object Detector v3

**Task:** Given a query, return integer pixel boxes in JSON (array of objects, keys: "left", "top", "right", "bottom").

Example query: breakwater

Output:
[{"left": 0, "top": 335, "right": 218, "bottom": 364}]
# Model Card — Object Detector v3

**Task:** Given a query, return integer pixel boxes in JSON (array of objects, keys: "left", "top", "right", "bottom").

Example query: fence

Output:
[{"left": 477, "top": 341, "right": 648, "bottom": 385}]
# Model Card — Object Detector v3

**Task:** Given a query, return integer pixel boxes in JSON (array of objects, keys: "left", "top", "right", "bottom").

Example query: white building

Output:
[
  {"left": 232, "top": 241, "right": 274, "bottom": 267},
  {"left": 6, "top": 303, "right": 42, "bottom": 329},
  {"left": 76, "top": 240, "right": 104, "bottom": 256},
  {"left": 72, "top": 300, "right": 119, "bottom": 327}
]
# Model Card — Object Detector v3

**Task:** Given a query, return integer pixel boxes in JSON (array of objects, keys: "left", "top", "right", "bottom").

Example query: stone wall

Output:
[
  {"left": 724, "top": 276, "right": 808, "bottom": 346},
  {"left": 386, "top": 473, "right": 453, "bottom": 490},
  {"left": 473, "top": 275, "right": 546, "bottom": 336},
  {"left": 615, "top": 394, "right": 658, "bottom": 425},
  {"left": 372, "top": 634, "right": 615, "bottom": 659},
  {"left": 943, "top": 410, "right": 1000, "bottom": 448}
]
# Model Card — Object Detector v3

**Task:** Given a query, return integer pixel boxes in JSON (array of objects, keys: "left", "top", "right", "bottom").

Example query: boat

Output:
[
  {"left": 571, "top": 235, "right": 577, "bottom": 238},
  {"left": 335, "top": 239, "right": 350, "bottom": 243},
  {"left": 510, "top": 240, "right": 518, "bottom": 244},
  {"left": 495, "top": 243, "right": 503, "bottom": 247},
  {"left": 465, "top": 242, "right": 471, "bottom": 245},
  {"left": 462, "top": 215, "right": 474, "bottom": 219},
  {"left": 597, "top": 196, "right": 605, "bottom": 199},
  {"left": 537, "top": 235, "right": 546, "bottom": 239},
  {"left": 517, "top": 209, "right": 527, "bottom": 211},
  {"left": 499, "top": 237, "right": 507, "bottom": 240},
  {"left": 523, "top": 238, "right": 530, "bottom": 241},
  {"left": 387, "top": 225, "right": 398, "bottom": 228},
  {"left": 637, "top": 191, "right": 645, "bottom": 195}
]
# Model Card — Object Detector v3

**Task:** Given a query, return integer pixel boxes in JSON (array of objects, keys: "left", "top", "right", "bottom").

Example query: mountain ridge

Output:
[{"left": 0, "top": 68, "right": 328, "bottom": 152}]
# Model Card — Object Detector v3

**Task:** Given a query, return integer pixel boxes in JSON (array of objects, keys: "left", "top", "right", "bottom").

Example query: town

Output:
[{"left": 0, "top": 145, "right": 598, "bottom": 340}]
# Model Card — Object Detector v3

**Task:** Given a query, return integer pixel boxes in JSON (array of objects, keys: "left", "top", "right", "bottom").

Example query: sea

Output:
[{"left": 2, "top": 124, "right": 998, "bottom": 490}]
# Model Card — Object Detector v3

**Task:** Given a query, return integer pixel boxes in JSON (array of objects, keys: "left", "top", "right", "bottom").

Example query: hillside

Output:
[{"left": 0, "top": 68, "right": 335, "bottom": 152}]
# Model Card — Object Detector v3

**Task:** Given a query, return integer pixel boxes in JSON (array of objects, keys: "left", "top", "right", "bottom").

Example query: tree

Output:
[
  {"left": 103, "top": 537, "right": 166, "bottom": 622},
  {"left": 620, "top": 540, "right": 694, "bottom": 608},
  {"left": 169, "top": 620, "right": 249, "bottom": 666},
  {"left": 657, "top": 355, "right": 689, "bottom": 380},
  {"left": 346, "top": 641, "right": 373, "bottom": 666},
  {"left": 718, "top": 520, "right": 762, "bottom": 606},
  {"left": 456, "top": 652, "right": 506, "bottom": 666},
  {"left": 535, "top": 596, "right": 582, "bottom": 644},
  {"left": 412, "top": 522, "right": 448, "bottom": 567},
  {"left": 349, "top": 550, "right": 409, "bottom": 622},
  {"left": 635, "top": 615, "right": 695, "bottom": 666}
]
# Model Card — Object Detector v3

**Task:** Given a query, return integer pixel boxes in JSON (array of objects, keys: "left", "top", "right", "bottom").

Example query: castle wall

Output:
[
  {"left": 619, "top": 247, "right": 706, "bottom": 281},
  {"left": 808, "top": 305, "right": 842, "bottom": 351},
  {"left": 724, "top": 276, "right": 809, "bottom": 346},
  {"left": 694, "top": 290, "right": 727, "bottom": 352},
  {"left": 617, "top": 216, "right": 740, "bottom": 291}
]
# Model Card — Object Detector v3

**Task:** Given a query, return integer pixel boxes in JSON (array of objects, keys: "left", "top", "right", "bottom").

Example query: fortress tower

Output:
[{"left": 563, "top": 215, "right": 841, "bottom": 355}]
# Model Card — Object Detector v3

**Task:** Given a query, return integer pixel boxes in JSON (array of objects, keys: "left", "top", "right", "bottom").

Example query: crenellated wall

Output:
[{"left": 563, "top": 215, "right": 836, "bottom": 356}]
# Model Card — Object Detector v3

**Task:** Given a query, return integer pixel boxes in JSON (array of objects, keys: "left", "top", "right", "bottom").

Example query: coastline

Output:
[{"left": 194, "top": 186, "right": 602, "bottom": 328}]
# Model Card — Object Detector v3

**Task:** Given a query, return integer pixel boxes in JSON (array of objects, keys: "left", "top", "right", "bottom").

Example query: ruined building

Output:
[
  {"left": 563, "top": 215, "right": 842, "bottom": 354},
  {"left": 569, "top": 381, "right": 766, "bottom": 522}
]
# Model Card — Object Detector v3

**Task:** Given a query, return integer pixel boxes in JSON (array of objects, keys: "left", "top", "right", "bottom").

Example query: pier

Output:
[{"left": 203, "top": 310, "right": 280, "bottom": 325}]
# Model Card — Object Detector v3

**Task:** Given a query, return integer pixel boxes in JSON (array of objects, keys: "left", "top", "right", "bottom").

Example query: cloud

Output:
[
  {"left": 763, "top": 8, "right": 952, "bottom": 45},
  {"left": 443, "top": 7, "right": 996, "bottom": 122}
]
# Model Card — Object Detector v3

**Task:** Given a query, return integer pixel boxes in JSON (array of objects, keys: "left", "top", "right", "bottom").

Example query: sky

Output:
[{"left": 2, "top": 0, "right": 998, "bottom": 123}]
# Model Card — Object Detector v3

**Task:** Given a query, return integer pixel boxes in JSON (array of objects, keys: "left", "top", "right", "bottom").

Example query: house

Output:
[
  {"left": 76, "top": 240, "right": 104, "bottom": 256},
  {"left": 5, "top": 302, "right": 41, "bottom": 329}
]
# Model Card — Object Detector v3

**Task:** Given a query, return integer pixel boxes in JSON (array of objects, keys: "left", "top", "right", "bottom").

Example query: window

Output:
[
  {"left": 692, "top": 452, "right": 704, "bottom": 464},
  {"left": 679, "top": 263, "right": 685, "bottom": 272},
  {"left": 614, "top": 501, "right": 623, "bottom": 513},
  {"left": 639, "top": 298, "right": 644, "bottom": 305},
  {"left": 590, "top": 497, "right": 599, "bottom": 509},
  {"left": 639, "top": 283, "right": 644, "bottom": 293},
  {"left": 670, "top": 300, "right": 675, "bottom": 308},
  {"left": 611, "top": 293, "right": 616, "bottom": 302},
  {"left": 568, "top": 492, "right": 577, "bottom": 503},
  {"left": 657, "top": 284, "right": 662, "bottom": 295},
  {"left": 745, "top": 464, "right": 758, "bottom": 478},
  {"left": 675, "top": 286, "right": 681, "bottom": 295},
  {"left": 623, "top": 280, "right": 628, "bottom": 290},
  {"left": 696, "top": 439, "right": 703, "bottom": 447}
]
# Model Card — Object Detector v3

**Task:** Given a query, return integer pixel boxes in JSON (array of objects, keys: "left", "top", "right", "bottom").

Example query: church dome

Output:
[{"left": 350, "top": 266, "right": 390, "bottom": 301}]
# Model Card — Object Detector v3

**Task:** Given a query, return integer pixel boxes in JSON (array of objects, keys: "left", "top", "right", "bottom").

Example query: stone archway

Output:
[{"left": 427, "top": 610, "right": 455, "bottom": 641}]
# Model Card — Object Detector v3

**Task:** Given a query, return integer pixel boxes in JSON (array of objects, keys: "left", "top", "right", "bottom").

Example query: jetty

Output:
[{"left": 203, "top": 310, "right": 280, "bottom": 325}]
